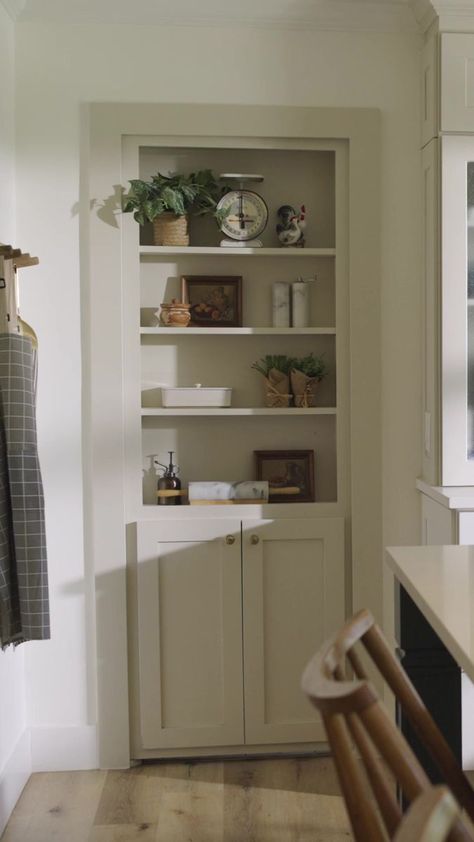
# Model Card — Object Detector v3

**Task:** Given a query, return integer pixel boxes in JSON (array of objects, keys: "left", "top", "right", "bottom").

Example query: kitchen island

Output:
[{"left": 386, "top": 544, "right": 474, "bottom": 772}]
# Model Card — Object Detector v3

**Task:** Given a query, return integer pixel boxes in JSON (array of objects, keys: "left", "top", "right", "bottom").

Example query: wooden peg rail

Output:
[{"left": 0, "top": 243, "right": 39, "bottom": 268}]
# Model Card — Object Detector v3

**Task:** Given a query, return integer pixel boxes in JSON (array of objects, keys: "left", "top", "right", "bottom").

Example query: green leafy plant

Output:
[
  {"left": 251, "top": 355, "right": 296, "bottom": 377},
  {"left": 122, "top": 170, "right": 229, "bottom": 225},
  {"left": 293, "top": 353, "right": 328, "bottom": 379}
]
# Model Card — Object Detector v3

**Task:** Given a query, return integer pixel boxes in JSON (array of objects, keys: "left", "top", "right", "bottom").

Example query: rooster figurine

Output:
[{"left": 276, "top": 204, "right": 306, "bottom": 248}]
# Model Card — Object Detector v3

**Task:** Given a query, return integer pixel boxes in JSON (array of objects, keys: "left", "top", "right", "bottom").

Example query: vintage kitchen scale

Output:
[{"left": 217, "top": 174, "right": 268, "bottom": 247}]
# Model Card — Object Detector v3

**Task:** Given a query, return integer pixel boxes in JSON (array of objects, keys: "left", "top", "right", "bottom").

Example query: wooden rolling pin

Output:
[
  {"left": 188, "top": 486, "right": 301, "bottom": 504},
  {"left": 156, "top": 489, "right": 187, "bottom": 498},
  {"left": 157, "top": 486, "right": 301, "bottom": 502}
]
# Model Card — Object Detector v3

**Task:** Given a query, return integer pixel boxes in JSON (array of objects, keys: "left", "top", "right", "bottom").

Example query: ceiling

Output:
[{"left": 2, "top": 0, "right": 426, "bottom": 31}]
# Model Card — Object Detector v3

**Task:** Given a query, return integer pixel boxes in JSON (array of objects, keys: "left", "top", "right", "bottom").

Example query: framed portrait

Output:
[
  {"left": 181, "top": 275, "right": 242, "bottom": 327},
  {"left": 255, "top": 449, "right": 315, "bottom": 503}
]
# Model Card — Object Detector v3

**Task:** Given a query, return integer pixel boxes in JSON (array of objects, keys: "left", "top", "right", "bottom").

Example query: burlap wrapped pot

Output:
[
  {"left": 263, "top": 368, "right": 292, "bottom": 407},
  {"left": 291, "top": 369, "right": 321, "bottom": 407}
]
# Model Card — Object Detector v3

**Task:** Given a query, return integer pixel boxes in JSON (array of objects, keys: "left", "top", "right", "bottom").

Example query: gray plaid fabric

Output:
[{"left": 0, "top": 333, "right": 49, "bottom": 647}]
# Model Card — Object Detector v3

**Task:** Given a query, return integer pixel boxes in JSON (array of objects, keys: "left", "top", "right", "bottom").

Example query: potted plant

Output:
[
  {"left": 291, "top": 353, "right": 328, "bottom": 407},
  {"left": 122, "top": 169, "right": 228, "bottom": 246},
  {"left": 251, "top": 355, "right": 296, "bottom": 407}
]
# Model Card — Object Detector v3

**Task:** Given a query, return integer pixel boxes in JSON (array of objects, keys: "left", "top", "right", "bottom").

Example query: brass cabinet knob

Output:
[
  {"left": 225, "top": 535, "right": 235, "bottom": 545},
  {"left": 250, "top": 534, "right": 260, "bottom": 545}
]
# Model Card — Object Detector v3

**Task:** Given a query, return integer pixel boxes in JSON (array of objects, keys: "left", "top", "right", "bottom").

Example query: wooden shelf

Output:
[
  {"left": 140, "top": 246, "right": 336, "bottom": 258},
  {"left": 140, "top": 327, "right": 336, "bottom": 336},
  {"left": 138, "top": 501, "right": 340, "bottom": 519},
  {"left": 142, "top": 407, "right": 337, "bottom": 417}
]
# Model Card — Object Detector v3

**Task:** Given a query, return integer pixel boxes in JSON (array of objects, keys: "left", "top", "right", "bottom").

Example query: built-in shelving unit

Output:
[
  {"left": 89, "top": 102, "right": 383, "bottom": 768},
  {"left": 124, "top": 138, "right": 347, "bottom": 509}
]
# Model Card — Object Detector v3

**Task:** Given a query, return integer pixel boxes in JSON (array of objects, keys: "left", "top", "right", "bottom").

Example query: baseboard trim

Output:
[
  {"left": 0, "top": 729, "right": 31, "bottom": 836},
  {"left": 30, "top": 725, "right": 98, "bottom": 772}
]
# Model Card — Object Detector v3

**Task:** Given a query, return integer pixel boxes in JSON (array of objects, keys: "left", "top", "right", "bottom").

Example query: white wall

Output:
[
  {"left": 0, "top": 3, "right": 30, "bottom": 831},
  {"left": 14, "top": 22, "right": 422, "bottom": 765}
]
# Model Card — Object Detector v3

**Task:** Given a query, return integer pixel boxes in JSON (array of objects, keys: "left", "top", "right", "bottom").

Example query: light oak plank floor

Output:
[{"left": 1, "top": 756, "right": 351, "bottom": 841}]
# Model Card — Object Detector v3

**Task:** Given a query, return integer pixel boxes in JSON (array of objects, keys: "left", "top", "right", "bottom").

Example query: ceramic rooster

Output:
[{"left": 276, "top": 204, "right": 306, "bottom": 248}]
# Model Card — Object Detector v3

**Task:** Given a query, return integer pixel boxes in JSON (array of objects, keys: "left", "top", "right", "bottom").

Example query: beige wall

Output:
[
  {"left": 0, "top": 1, "right": 28, "bottom": 826},
  {"left": 0, "top": 4, "right": 15, "bottom": 239},
  {"left": 14, "top": 21, "right": 422, "bottom": 746}
]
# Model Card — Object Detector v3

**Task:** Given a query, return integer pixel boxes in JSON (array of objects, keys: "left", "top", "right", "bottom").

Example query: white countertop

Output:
[
  {"left": 416, "top": 479, "right": 474, "bottom": 510},
  {"left": 386, "top": 545, "right": 474, "bottom": 682}
]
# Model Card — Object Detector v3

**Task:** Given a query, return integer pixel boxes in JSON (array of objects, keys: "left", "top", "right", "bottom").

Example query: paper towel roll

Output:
[
  {"left": 272, "top": 283, "right": 290, "bottom": 327},
  {"left": 291, "top": 282, "right": 310, "bottom": 328}
]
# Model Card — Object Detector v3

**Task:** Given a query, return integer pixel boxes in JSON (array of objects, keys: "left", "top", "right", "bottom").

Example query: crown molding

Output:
[
  {"left": 0, "top": 0, "right": 26, "bottom": 19},
  {"left": 428, "top": 0, "right": 474, "bottom": 31},
  {"left": 15, "top": 0, "right": 420, "bottom": 33}
]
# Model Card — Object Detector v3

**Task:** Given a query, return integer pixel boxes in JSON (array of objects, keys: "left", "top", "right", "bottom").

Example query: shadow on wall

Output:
[{"left": 71, "top": 185, "right": 123, "bottom": 227}]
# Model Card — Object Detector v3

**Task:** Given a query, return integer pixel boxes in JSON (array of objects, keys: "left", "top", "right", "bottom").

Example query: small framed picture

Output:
[
  {"left": 255, "top": 449, "right": 315, "bottom": 503},
  {"left": 181, "top": 275, "right": 242, "bottom": 327}
]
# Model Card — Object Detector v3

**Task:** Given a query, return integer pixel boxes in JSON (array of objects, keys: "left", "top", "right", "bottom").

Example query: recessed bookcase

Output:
[
  {"left": 89, "top": 103, "right": 382, "bottom": 767},
  {"left": 121, "top": 136, "right": 349, "bottom": 517}
]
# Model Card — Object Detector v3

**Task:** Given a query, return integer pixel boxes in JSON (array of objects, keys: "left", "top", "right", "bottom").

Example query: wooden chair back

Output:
[
  {"left": 301, "top": 609, "right": 474, "bottom": 841},
  {"left": 394, "top": 787, "right": 471, "bottom": 842}
]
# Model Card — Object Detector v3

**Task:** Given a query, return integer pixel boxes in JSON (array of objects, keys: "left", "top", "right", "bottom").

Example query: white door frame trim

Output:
[{"left": 86, "top": 103, "right": 381, "bottom": 767}]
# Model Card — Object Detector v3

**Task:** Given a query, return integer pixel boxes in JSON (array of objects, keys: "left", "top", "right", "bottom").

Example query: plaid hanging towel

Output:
[{"left": 0, "top": 333, "right": 49, "bottom": 647}]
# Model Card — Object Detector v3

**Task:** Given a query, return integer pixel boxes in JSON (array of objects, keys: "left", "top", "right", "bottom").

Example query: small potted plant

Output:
[
  {"left": 291, "top": 353, "right": 328, "bottom": 407},
  {"left": 122, "top": 169, "right": 228, "bottom": 246},
  {"left": 251, "top": 355, "right": 295, "bottom": 407}
]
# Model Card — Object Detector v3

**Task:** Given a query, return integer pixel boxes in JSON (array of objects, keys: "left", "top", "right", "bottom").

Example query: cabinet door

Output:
[
  {"left": 441, "top": 136, "right": 474, "bottom": 484},
  {"left": 422, "top": 139, "right": 440, "bottom": 486},
  {"left": 421, "top": 495, "right": 455, "bottom": 546},
  {"left": 242, "top": 517, "right": 345, "bottom": 745},
  {"left": 441, "top": 34, "right": 474, "bottom": 132},
  {"left": 136, "top": 519, "right": 243, "bottom": 749}
]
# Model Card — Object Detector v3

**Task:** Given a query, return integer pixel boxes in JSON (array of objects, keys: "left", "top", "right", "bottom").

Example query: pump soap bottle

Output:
[{"left": 155, "top": 452, "right": 182, "bottom": 505}]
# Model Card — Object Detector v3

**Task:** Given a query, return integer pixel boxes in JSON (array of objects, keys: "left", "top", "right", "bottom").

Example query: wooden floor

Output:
[{"left": 0, "top": 756, "right": 350, "bottom": 841}]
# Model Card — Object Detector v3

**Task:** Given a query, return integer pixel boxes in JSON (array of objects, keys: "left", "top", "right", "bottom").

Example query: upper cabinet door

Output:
[
  {"left": 241, "top": 517, "right": 345, "bottom": 746},
  {"left": 422, "top": 30, "right": 439, "bottom": 147},
  {"left": 422, "top": 139, "right": 440, "bottom": 486},
  {"left": 441, "top": 136, "right": 474, "bottom": 485},
  {"left": 136, "top": 519, "right": 244, "bottom": 750},
  {"left": 441, "top": 34, "right": 474, "bottom": 132}
]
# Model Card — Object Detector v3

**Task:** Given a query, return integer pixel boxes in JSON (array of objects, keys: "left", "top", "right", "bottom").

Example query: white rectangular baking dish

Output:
[{"left": 161, "top": 385, "right": 232, "bottom": 407}]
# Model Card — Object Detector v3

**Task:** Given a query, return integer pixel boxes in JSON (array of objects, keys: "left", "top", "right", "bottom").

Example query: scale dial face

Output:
[{"left": 217, "top": 190, "right": 268, "bottom": 241}]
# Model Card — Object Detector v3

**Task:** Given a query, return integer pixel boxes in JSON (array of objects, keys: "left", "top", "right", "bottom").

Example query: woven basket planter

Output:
[{"left": 153, "top": 213, "right": 189, "bottom": 247}]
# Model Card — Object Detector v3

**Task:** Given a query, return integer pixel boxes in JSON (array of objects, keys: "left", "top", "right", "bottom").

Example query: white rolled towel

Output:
[{"left": 188, "top": 481, "right": 269, "bottom": 501}]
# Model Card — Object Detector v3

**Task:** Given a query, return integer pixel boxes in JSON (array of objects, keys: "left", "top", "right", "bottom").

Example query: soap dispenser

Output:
[{"left": 155, "top": 452, "right": 182, "bottom": 505}]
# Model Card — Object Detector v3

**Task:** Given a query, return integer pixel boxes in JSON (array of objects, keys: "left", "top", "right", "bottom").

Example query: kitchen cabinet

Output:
[
  {"left": 242, "top": 517, "right": 344, "bottom": 746},
  {"left": 418, "top": 28, "right": 474, "bottom": 769},
  {"left": 414, "top": 483, "right": 474, "bottom": 769},
  {"left": 441, "top": 34, "right": 474, "bottom": 133},
  {"left": 440, "top": 135, "right": 474, "bottom": 484},
  {"left": 135, "top": 519, "right": 244, "bottom": 751},
  {"left": 419, "top": 133, "right": 474, "bottom": 486},
  {"left": 131, "top": 516, "right": 344, "bottom": 758}
]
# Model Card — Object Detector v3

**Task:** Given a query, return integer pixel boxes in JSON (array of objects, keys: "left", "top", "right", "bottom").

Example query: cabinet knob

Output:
[
  {"left": 225, "top": 535, "right": 235, "bottom": 545},
  {"left": 250, "top": 534, "right": 260, "bottom": 545}
]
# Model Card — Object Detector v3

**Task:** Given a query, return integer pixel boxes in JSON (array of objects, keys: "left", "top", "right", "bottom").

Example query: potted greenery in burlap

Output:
[
  {"left": 122, "top": 169, "right": 228, "bottom": 246},
  {"left": 291, "top": 353, "right": 328, "bottom": 407},
  {"left": 251, "top": 355, "right": 295, "bottom": 407}
]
